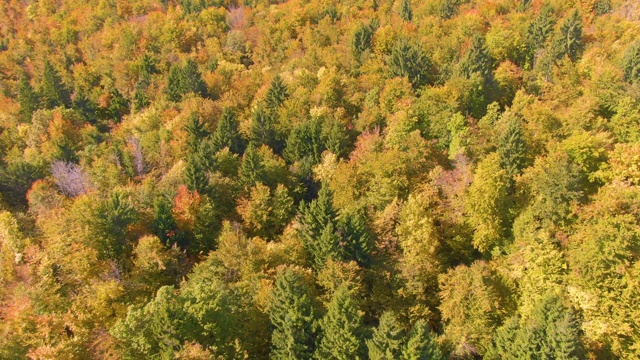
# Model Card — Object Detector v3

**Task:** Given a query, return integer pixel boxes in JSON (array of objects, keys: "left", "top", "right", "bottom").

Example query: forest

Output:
[{"left": 0, "top": 0, "right": 639, "bottom": 358}]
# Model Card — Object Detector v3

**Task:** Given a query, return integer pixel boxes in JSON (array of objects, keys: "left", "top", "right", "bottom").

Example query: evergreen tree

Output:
[
  {"left": 284, "top": 118, "right": 324, "bottom": 164},
  {"left": 526, "top": 4, "right": 556, "bottom": 67},
  {"left": 166, "top": 64, "right": 184, "bottom": 102},
  {"left": 40, "top": 60, "right": 71, "bottom": 109},
  {"left": 299, "top": 185, "right": 337, "bottom": 259},
  {"left": 438, "top": 0, "right": 460, "bottom": 20},
  {"left": 107, "top": 87, "right": 130, "bottom": 122},
  {"left": 387, "top": 40, "right": 433, "bottom": 89},
  {"left": 623, "top": 40, "right": 640, "bottom": 84},
  {"left": 240, "top": 145, "right": 266, "bottom": 187},
  {"left": 497, "top": 118, "right": 527, "bottom": 188},
  {"left": 460, "top": 35, "right": 493, "bottom": 81},
  {"left": 180, "top": 59, "right": 208, "bottom": 98},
  {"left": 402, "top": 320, "right": 444, "bottom": 360},
  {"left": 268, "top": 269, "right": 315, "bottom": 360},
  {"left": 366, "top": 312, "right": 404, "bottom": 360},
  {"left": 399, "top": 0, "right": 412, "bottom": 22},
  {"left": 337, "top": 210, "right": 372, "bottom": 268},
  {"left": 132, "top": 80, "right": 150, "bottom": 113},
  {"left": 212, "top": 108, "right": 245, "bottom": 154},
  {"left": 17, "top": 73, "right": 39, "bottom": 121},
  {"left": 351, "top": 21, "right": 377, "bottom": 60},
  {"left": 249, "top": 106, "right": 281, "bottom": 152},
  {"left": 185, "top": 151, "right": 209, "bottom": 194},
  {"left": 184, "top": 113, "right": 210, "bottom": 152},
  {"left": 265, "top": 75, "right": 289, "bottom": 111},
  {"left": 153, "top": 196, "right": 185, "bottom": 247},
  {"left": 553, "top": 10, "right": 584, "bottom": 62},
  {"left": 316, "top": 285, "right": 366, "bottom": 359},
  {"left": 312, "top": 222, "right": 342, "bottom": 271},
  {"left": 72, "top": 88, "right": 97, "bottom": 123}
]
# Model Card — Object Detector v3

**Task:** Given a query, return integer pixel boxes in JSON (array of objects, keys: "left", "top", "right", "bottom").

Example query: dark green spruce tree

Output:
[
  {"left": 553, "top": 10, "right": 584, "bottom": 62},
  {"left": 184, "top": 113, "right": 210, "bottom": 152},
  {"left": 497, "top": 117, "right": 527, "bottom": 189},
  {"left": 268, "top": 269, "right": 316, "bottom": 360},
  {"left": 249, "top": 106, "right": 281, "bottom": 152},
  {"left": 387, "top": 40, "right": 433, "bottom": 89},
  {"left": 240, "top": 144, "right": 266, "bottom": 188},
  {"left": 212, "top": 108, "right": 245, "bottom": 154},
  {"left": 623, "top": 40, "right": 640, "bottom": 84},
  {"left": 265, "top": 75, "right": 289, "bottom": 111},
  {"left": 399, "top": 0, "right": 412, "bottom": 21},
  {"left": 180, "top": 59, "right": 208, "bottom": 98},
  {"left": 40, "top": 60, "right": 71, "bottom": 109},
  {"left": 17, "top": 73, "right": 39, "bottom": 121},
  {"left": 166, "top": 64, "right": 184, "bottom": 102}
]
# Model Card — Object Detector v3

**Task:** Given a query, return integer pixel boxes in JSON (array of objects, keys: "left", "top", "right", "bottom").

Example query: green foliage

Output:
[
  {"left": 497, "top": 117, "right": 527, "bottom": 184},
  {"left": 351, "top": 21, "right": 378, "bottom": 60},
  {"left": 487, "top": 294, "right": 582, "bottom": 360},
  {"left": 366, "top": 312, "right": 404, "bottom": 360},
  {"left": 526, "top": 4, "right": 556, "bottom": 67},
  {"left": 316, "top": 285, "right": 366, "bottom": 359},
  {"left": 184, "top": 113, "right": 210, "bottom": 152},
  {"left": 459, "top": 35, "right": 493, "bottom": 81},
  {"left": 552, "top": 10, "right": 584, "bottom": 62},
  {"left": 240, "top": 145, "right": 266, "bottom": 188},
  {"left": 402, "top": 320, "right": 445, "bottom": 360},
  {"left": 265, "top": 75, "right": 289, "bottom": 111},
  {"left": 387, "top": 40, "right": 433, "bottom": 89},
  {"left": 181, "top": 59, "right": 208, "bottom": 98},
  {"left": 17, "top": 73, "right": 39, "bottom": 122},
  {"left": 623, "top": 40, "right": 640, "bottom": 84},
  {"left": 212, "top": 108, "right": 245, "bottom": 154},
  {"left": 284, "top": 118, "right": 324, "bottom": 164},
  {"left": 249, "top": 106, "right": 282, "bottom": 152},
  {"left": 40, "top": 61, "right": 71, "bottom": 109},
  {"left": 268, "top": 269, "right": 316, "bottom": 359},
  {"left": 399, "top": 0, "right": 413, "bottom": 22}
]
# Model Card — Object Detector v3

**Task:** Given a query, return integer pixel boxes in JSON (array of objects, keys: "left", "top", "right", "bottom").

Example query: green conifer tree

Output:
[
  {"left": 184, "top": 113, "right": 210, "bottom": 152},
  {"left": 40, "top": 60, "right": 71, "bottom": 109},
  {"left": 268, "top": 269, "right": 316, "bottom": 360},
  {"left": 265, "top": 75, "right": 289, "bottom": 111},
  {"left": 387, "top": 40, "right": 433, "bottom": 89},
  {"left": 212, "top": 108, "right": 245, "bottom": 154},
  {"left": 497, "top": 118, "right": 527, "bottom": 190},
  {"left": 553, "top": 10, "right": 584, "bottom": 62},
  {"left": 316, "top": 285, "right": 366, "bottom": 359},
  {"left": 623, "top": 40, "right": 640, "bottom": 84},
  {"left": 17, "top": 73, "right": 39, "bottom": 121},
  {"left": 240, "top": 145, "right": 266, "bottom": 187},
  {"left": 181, "top": 59, "right": 208, "bottom": 98},
  {"left": 399, "top": 0, "right": 413, "bottom": 22},
  {"left": 402, "top": 320, "right": 445, "bottom": 360},
  {"left": 249, "top": 106, "right": 280, "bottom": 151},
  {"left": 367, "top": 312, "right": 404, "bottom": 360}
]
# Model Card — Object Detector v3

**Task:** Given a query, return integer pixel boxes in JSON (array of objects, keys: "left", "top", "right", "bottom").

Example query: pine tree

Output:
[
  {"left": 132, "top": 80, "right": 150, "bottom": 113},
  {"left": 284, "top": 118, "right": 324, "bottom": 164},
  {"left": 387, "top": 40, "right": 433, "bottom": 89},
  {"left": 497, "top": 118, "right": 527, "bottom": 185},
  {"left": 265, "top": 75, "right": 289, "bottom": 111},
  {"left": 72, "top": 88, "right": 97, "bottom": 123},
  {"left": 316, "top": 285, "right": 366, "bottom": 359},
  {"left": 17, "top": 73, "right": 39, "bottom": 121},
  {"left": 312, "top": 222, "right": 342, "bottom": 271},
  {"left": 212, "top": 108, "right": 245, "bottom": 154},
  {"left": 337, "top": 210, "right": 372, "bottom": 268},
  {"left": 240, "top": 145, "right": 266, "bottom": 187},
  {"left": 40, "top": 60, "right": 71, "bottom": 109},
  {"left": 623, "top": 40, "right": 640, "bottom": 84},
  {"left": 166, "top": 64, "right": 184, "bottom": 102},
  {"left": 399, "top": 0, "right": 412, "bottom": 22},
  {"left": 366, "top": 312, "right": 404, "bottom": 360},
  {"left": 152, "top": 196, "right": 185, "bottom": 247},
  {"left": 402, "top": 320, "right": 444, "bottom": 360},
  {"left": 553, "top": 10, "right": 584, "bottom": 62},
  {"left": 268, "top": 269, "right": 315, "bottom": 360},
  {"left": 184, "top": 113, "right": 210, "bottom": 152},
  {"left": 299, "top": 185, "right": 337, "bottom": 259},
  {"left": 181, "top": 59, "right": 208, "bottom": 98},
  {"left": 526, "top": 4, "right": 556, "bottom": 67}
]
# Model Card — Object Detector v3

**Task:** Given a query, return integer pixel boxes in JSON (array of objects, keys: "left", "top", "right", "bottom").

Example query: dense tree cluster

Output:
[{"left": 0, "top": 0, "right": 639, "bottom": 358}]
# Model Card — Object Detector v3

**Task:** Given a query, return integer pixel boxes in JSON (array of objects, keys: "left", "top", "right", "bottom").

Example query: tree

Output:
[
  {"left": 366, "top": 312, "right": 404, "bottom": 360},
  {"left": 185, "top": 150, "right": 209, "bottom": 194},
  {"left": 459, "top": 35, "right": 493, "bottom": 81},
  {"left": 299, "top": 185, "right": 338, "bottom": 267},
  {"left": 399, "top": 0, "right": 412, "bottom": 22},
  {"left": 184, "top": 113, "right": 210, "bottom": 152},
  {"left": 623, "top": 40, "right": 640, "bottom": 84},
  {"left": 465, "top": 153, "right": 510, "bottom": 254},
  {"left": 337, "top": 210, "right": 372, "bottom": 268},
  {"left": 351, "top": 21, "right": 377, "bottom": 60},
  {"left": 316, "top": 285, "right": 366, "bottom": 359},
  {"left": 552, "top": 10, "right": 583, "bottom": 62},
  {"left": 387, "top": 40, "right": 433, "bottom": 89},
  {"left": 402, "top": 320, "right": 444, "bottom": 360},
  {"left": 526, "top": 4, "right": 556, "bottom": 67},
  {"left": 249, "top": 106, "right": 281, "bottom": 152},
  {"left": 240, "top": 145, "right": 266, "bottom": 188},
  {"left": 40, "top": 61, "right": 71, "bottom": 109},
  {"left": 265, "top": 75, "right": 289, "bottom": 111},
  {"left": 166, "top": 63, "right": 184, "bottom": 102},
  {"left": 17, "top": 73, "right": 39, "bottom": 121},
  {"left": 486, "top": 294, "right": 582, "bottom": 360},
  {"left": 284, "top": 118, "right": 324, "bottom": 164},
  {"left": 497, "top": 117, "right": 527, "bottom": 183},
  {"left": 181, "top": 59, "right": 208, "bottom": 98},
  {"left": 212, "top": 108, "right": 245, "bottom": 154},
  {"left": 107, "top": 87, "right": 130, "bottom": 122},
  {"left": 152, "top": 196, "right": 185, "bottom": 247},
  {"left": 268, "top": 269, "right": 315, "bottom": 359}
]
